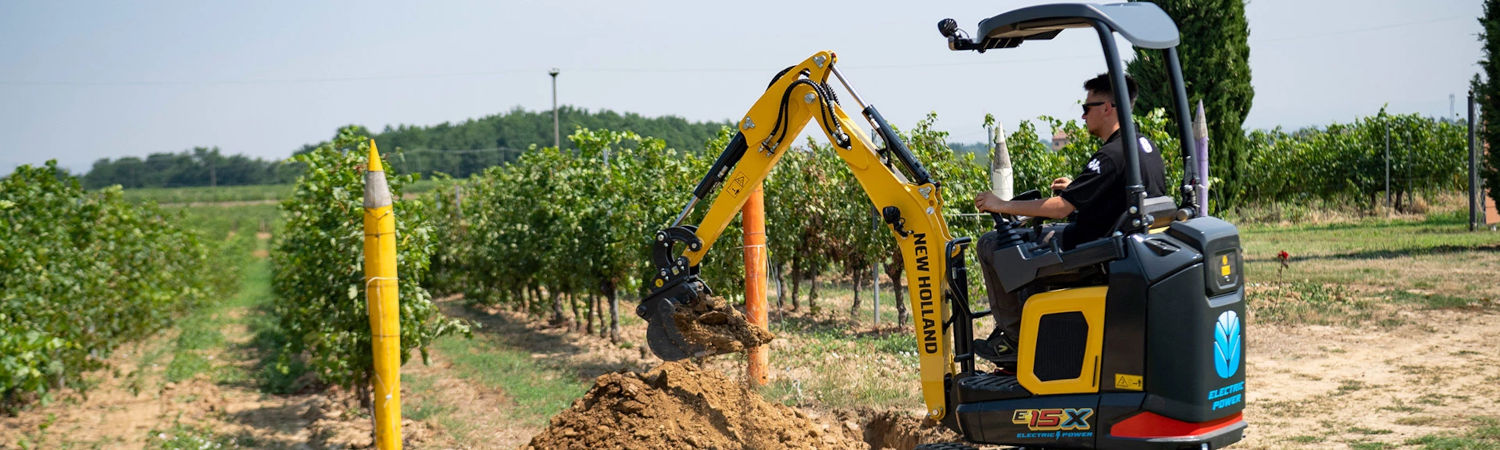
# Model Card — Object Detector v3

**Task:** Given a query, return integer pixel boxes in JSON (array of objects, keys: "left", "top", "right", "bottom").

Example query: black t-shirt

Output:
[{"left": 1057, "top": 129, "right": 1166, "bottom": 249}]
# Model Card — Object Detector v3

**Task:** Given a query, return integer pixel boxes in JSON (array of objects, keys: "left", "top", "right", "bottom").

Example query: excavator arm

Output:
[{"left": 636, "top": 51, "right": 960, "bottom": 419}]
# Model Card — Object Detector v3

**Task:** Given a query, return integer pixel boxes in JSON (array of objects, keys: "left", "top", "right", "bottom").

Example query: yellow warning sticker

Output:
[
  {"left": 1114, "top": 373, "right": 1143, "bottom": 391},
  {"left": 1220, "top": 254, "right": 1232, "bottom": 277}
]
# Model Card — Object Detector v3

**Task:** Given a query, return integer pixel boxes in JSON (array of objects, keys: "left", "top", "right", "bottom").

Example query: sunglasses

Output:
[{"left": 1081, "top": 101, "right": 1110, "bottom": 114}]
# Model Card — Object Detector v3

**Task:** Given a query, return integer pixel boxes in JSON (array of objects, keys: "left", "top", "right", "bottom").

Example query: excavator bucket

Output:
[
  {"left": 636, "top": 277, "right": 713, "bottom": 361},
  {"left": 637, "top": 276, "right": 776, "bottom": 361}
]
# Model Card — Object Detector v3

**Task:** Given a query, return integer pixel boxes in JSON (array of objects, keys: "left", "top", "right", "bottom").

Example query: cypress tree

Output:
[
  {"left": 1475, "top": 0, "right": 1500, "bottom": 210},
  {"left": 1127, "top": 0, "right": 1253, "bottom": 211}
]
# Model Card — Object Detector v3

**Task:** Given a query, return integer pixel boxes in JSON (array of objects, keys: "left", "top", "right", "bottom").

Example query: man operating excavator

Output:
[{"left": 970, "top": 72, "right": 1167, "bottom": 371}]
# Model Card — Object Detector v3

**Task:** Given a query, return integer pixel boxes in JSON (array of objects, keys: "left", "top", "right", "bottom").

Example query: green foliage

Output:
[
  {"left": 1128, "top": 0, "right": 1253, "bottom": 209},
  {"left": 427, "top": 108, "right": 1464, "bottom": 335},
  {"left": 0, "top": 161, "right": 231, "bottom": 411},
  {"left": 1475, "top": 0, "right": 1500, "bottom": 208},
  {"left": 269, "top": 126, "right": 467, "bottom": 391},
  {"left": 1239, "top": 110, "right": 1466, "bottom": 207},
  {"left": 448, "top": 127, "right": 705, "bottom": 328}
]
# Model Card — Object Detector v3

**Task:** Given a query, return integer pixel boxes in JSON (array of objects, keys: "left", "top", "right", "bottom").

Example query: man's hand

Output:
[
  {"left": 974, "top": 191, "right": 1005, "bottom": 214},
  {"left": 1050, "top": 177, "right": 1072, "bottom": 192}
]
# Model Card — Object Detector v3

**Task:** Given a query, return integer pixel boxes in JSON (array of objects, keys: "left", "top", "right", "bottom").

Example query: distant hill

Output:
[
  {"left": 302, "top": 106, "right": 731, "bottom": 178},
  {"left": 82, "top": 107, "right": 733, "bottom": 188}
]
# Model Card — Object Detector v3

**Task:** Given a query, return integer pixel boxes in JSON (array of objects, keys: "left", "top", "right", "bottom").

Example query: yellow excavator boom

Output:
[{"left": 637, "top": 51, "right": 959, "bottom": 420}]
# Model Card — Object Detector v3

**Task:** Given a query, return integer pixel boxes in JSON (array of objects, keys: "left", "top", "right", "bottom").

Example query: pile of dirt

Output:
[
  {"left": 672, "top": 295, "right": 775, "bottom": 356},
  {"left": 525, "top": 361, "right": 863, "bottom": 449}
]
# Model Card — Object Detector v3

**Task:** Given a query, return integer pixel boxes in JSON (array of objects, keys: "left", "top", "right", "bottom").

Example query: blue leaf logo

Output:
[{"left": 1213, "top": 311, "right": 1241, "bottom": 378}]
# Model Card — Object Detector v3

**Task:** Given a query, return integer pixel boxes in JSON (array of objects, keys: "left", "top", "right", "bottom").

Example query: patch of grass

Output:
[
  {"left": 164, "top": 321, "right": 221, "bottom": 383},
  {"left": 871, "top": 331, "right": 917, "bottom": 355},
  {"left": 1349, "top": 441, "right": 1393, "bottom": 450},
  {"left": 803, "top": 360, "right": 919, "bottom": 409},
  {"left": 435, "top": 412, "right": 478, "bottom": 444},
  {"left": 1335, "top": 379, "right": 1366, "bottom": 395},
  {"left": 1382, "top": 398, "right": 1423, "bottom": 413},
  {"left": 1251, "top": 281, "right": 1376, "bottom": 326},
  {"left": 1417, "top": 393, "right": 1452, "bottom": 406},
  {"left": 756, "top": 379, "right": 804, "bottom": 407},
  {"left": 146, "top": 418, "right": 235, "bottom": 449},
  {"left": 1350, "top": 427, "right": 1394, "bottom": 435},
  {"left": 227, "top": 253, "right": 313, "bottom": 394},
  {"left": 431, "top": 332, "right": 587, "bottom": 426},
  {"left": 1469, "top": 416, "right": 1500, "bottom": 438},
  {"left": 126, "top": 341, "right": 173, "bottom": 396},
  {"left": 123, "top": 184, "right": 291, "bottom": 204},
  {"left": 762, "top": 315, "right": 922, "bottom": 410},
  {"left": 1404, "top": 420, "right": 1500, "bottom": 450},
  {"left": 1239, "top": 213, "right": 1500, "bottom": 296},
  {"left": 1397, "top": 416, "right": 1441, "bottom": 426},
  {"left": 122, "top": 180, "right": 443, "bottom": 205},
  {"left": 1288, "top": 435, "right": 1325, "bottom": 444},
  {"left": 400, "top": 372, "right": 454, "bottom": 421},
  {"left": 1387, "top": 290, "right": 1483, "bottom": 310},
  {"left": 406, "top": 400, "right": 454, "bottom": 421}
]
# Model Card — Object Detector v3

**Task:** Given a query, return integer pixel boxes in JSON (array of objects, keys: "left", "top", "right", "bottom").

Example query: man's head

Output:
[{"left": 1080, "top": 72, "right": 1138, "bottom": 140}]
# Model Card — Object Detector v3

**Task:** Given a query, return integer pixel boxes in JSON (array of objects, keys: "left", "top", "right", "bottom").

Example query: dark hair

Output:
[{"left": 1083, "top": 73, "right": 1138, "bottom": 104}]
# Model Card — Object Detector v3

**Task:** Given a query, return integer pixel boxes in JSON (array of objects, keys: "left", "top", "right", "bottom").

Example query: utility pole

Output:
[
  {"left": 1470, "top": 90, "right": 1480, "bottom": 231},
  {"left": 1385, "top": 122, "right": 1391, "bottom": 208},
  {"left": 549, "top": 68, "right": 561, "bottom": 152}
]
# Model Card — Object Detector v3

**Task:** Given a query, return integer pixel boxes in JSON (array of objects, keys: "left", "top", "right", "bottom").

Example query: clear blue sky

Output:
[{"left": 0, "top": 0, "right": 1484, "bottom": 174}]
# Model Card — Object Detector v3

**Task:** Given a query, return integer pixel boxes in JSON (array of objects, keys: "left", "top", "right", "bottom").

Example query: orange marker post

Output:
[{"left": 743, "top": 185, "right": 769, "bottom": 387}]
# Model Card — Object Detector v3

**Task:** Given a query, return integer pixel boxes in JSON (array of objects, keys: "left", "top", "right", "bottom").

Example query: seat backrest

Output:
[{"left": 1142, "top": 196, "right": 1177, "bottom": 228}]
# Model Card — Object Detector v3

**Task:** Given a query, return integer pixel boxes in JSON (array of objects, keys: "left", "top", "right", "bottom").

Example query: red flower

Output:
[{"left": 1277, "top": 251, "right": 1289, "bottom": 261}]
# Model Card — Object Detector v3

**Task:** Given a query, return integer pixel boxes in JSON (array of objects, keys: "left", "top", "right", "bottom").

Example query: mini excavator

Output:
[{"left": 635, "top": 3, "right": 1247, "bottom": 448}]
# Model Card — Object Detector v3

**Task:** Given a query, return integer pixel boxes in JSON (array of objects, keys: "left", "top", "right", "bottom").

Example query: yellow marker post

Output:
[{"left": 362, "top": 140, "right": 402, "bottom": 450}]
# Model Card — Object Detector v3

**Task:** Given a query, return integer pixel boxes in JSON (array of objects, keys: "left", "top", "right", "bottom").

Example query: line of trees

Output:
[
  {"left": 306, "top": 106, "right": 732, "bottom": 179},
  {"left": 80, "top": 107, "right": 733, "bottom": 190},
  {"left": 83, "top": 147, "right": 297, "bottom": 189}
]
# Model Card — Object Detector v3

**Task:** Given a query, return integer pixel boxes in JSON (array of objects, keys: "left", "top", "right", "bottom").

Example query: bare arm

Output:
[{"left": 974, "top": 191, "right": 1075, "bottom": 219}]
